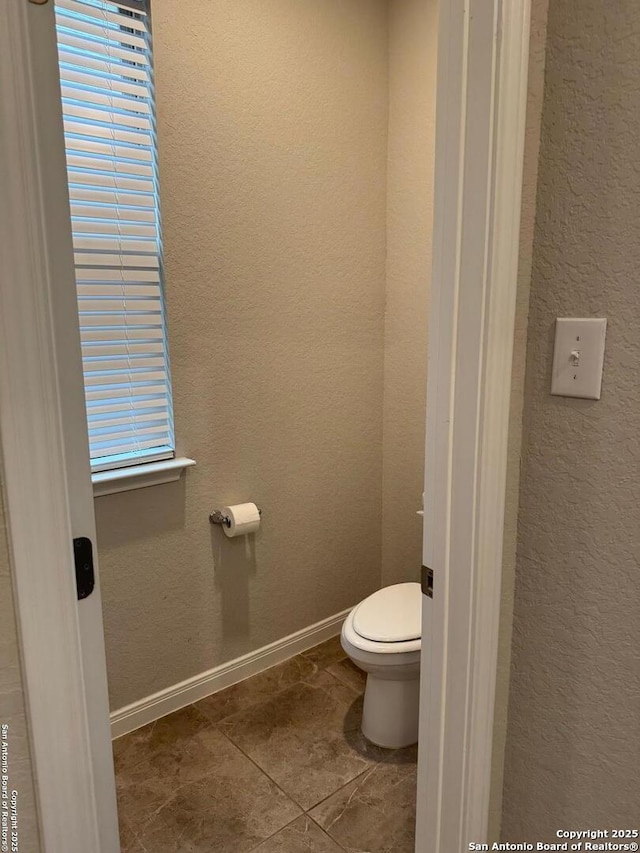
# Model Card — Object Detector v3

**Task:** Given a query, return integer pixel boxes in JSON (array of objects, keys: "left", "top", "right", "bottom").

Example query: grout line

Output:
[
  {"left": 321, "top": 666, "right": 364, "bottom": 697},
  {"left": 306, "top": 814, "right": 352, "bottom": 853},
  {"left": 245, "top": 813, "right": 303, "bottom": 853},
  {"left": 197, "top": 664, "right": 318, "bottom": 728},
  {"left": 307, "top": 764, "right": 379, "bottom": 815},
  {"left": 221, "top": 728, "right": 310, "bottom": 813},
  {"left": 213, "top": 695, "right": 374, "bottom": 817},
  {"left": 200, "top": 638, "right": 345, "bottom": 728},
  {"left": 212, "top": 723, "right": 309, "bottom": 812}
]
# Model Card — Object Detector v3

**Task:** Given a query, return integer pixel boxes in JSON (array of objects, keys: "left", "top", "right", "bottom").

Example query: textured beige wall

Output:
[
  {"left": 502, "top": 0, "right": 640, "bottom": 838},
  {"left": 0, "top": 467, "right": 41, "bottom": 852},
  {"left": 487, "top": 0, "right": 550, "bottom": 841},
  {"left": 382, "top": 0, "right": 437, "bottom": 587},
  {"left": 95, "top": 0, "right": 389, "bottom": 710}
]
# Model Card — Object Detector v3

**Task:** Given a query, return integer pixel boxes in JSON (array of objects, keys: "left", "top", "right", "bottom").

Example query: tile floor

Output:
[{"left": 114, "top": 636, "right": 417, "bottom": 852}]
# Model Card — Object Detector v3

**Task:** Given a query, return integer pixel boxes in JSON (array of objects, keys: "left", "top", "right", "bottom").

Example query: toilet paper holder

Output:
[{"left": 209, "top": 507, "right": 262, "bottom": 528}]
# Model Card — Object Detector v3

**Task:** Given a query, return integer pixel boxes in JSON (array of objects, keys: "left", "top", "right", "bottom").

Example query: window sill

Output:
[{"left": 92, "top": 457, "right": 196, "bottom": 498}]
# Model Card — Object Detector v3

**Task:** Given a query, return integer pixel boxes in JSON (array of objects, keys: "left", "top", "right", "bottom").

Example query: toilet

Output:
[{"left": 341, "top": 582, "right": 422, "bottom": 749}]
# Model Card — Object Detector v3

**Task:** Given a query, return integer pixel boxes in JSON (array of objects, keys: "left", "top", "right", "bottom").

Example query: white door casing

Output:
[
  {"left": 0, "top": 1, "right": 120, "bottom": 851},
  {"left": 415, "top": 0, "right": 531, "bottom": 850}
]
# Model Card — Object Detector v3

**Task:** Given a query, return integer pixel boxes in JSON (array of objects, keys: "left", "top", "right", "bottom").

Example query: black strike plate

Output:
[
  {"left": 73, "top": 537, "right": 95, "bottom": 600},
  {"left": 421, "top": 564, "right": 434, "bottom": 599}
]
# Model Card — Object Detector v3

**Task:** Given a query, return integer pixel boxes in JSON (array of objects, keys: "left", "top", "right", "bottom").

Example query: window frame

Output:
[{"left": 55, "top": 0, "right": 181, "bottom": 481}]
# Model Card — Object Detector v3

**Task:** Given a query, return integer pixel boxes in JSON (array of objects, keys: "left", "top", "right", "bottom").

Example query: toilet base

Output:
[{"left": 361, "top": 673, "right": 420, "bottom": 749}]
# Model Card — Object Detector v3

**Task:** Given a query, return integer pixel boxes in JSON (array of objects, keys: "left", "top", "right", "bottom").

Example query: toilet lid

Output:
[{"left": 352, "top": 582, "right": 422, "bottom": 643}]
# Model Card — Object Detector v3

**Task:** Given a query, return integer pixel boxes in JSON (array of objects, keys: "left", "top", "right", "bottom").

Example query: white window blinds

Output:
[{"left": 54, "top": 0, "right": 175, "bottom": 473}]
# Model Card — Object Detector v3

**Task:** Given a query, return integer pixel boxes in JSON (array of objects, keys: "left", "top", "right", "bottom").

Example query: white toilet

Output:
[{"left": 341, "top": 582, "right": 422, "bottom": 749}]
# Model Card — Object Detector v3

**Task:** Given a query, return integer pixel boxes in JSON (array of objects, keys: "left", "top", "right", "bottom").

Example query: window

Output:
[{"left": 54, "top": 0, "right": 174, "bottom": 473}]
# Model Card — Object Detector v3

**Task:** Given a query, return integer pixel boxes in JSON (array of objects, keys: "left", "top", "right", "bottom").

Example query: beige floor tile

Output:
[
  {"left": 310, "top": 762, "right": 417, "bottom": 853},
  {"left": 219, "top": 670, "right": 385, "bottom": 810},
  {"left": 326, "top": 658, "right": 366, "bottom": 694},
  {"left": 113, "top": 704, "right": 212, "bottom": 776},
  {"left": 300, "top": 636, "right": 346, "bottom": 671},
  {"left": 118, "top": 817, "right": 145, "bottom": 853},
  {"left": 194, "top": 654, "right": 317, "bottom": 724},
  {"left": 118, "top": 726, "right": 300, "bottom": 851}
]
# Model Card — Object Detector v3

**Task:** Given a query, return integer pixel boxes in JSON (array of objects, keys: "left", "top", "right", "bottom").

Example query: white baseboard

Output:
[{"left": 110, "top": 608, "right": 350, "bottom": 739}]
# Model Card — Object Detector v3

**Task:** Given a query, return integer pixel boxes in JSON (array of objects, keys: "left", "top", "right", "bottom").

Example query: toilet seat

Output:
[
  {"left": 353, "top": 582, "right": 421, "bottom": 643},
  {"left": 342, "top": 611, "right": 421, "bottom": 655},
  {"left": 342, "top": 582, "right": 422, "bottom": 655}
]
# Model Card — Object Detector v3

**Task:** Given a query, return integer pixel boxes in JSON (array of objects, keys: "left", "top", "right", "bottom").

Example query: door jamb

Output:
[{"left": 416, "top": 0, "right": 531, "bottom": 849}]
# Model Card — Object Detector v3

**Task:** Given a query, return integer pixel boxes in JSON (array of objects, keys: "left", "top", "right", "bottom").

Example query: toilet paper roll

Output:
[{"left": 222, "top": 502, "right": 261, "bottom": 538}]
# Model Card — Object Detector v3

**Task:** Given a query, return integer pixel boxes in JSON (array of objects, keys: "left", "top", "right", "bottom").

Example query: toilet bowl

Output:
[{"left": 341, "top": 582, "right": 421, "bottom": 749}]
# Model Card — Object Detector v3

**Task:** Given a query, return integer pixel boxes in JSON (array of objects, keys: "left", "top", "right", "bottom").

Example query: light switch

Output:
[{"left": 551, "top": 318, "right": 607, "bottom": 400}]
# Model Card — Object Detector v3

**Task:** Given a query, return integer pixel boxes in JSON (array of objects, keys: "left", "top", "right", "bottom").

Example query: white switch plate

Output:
[{"left": 551, "top": 318, "right": 607, "bottom": 400}]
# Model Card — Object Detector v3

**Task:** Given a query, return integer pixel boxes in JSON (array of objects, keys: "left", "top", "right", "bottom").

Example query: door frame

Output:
[
  {"left": 416, "top": 0, "right": 531, "bottom": 849},
  {"left": 0, "top": 0, "right": 531, "bottom": 850},
  {"left": 0, "top": 1, "right": 119, "bottom": 851}
]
